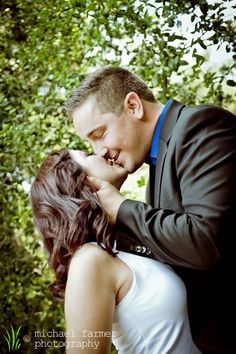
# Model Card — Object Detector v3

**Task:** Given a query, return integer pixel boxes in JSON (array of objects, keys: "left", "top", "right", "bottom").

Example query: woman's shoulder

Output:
[
  {"left": 67, "top": 243, "right": 115, "bottom": 281},
  {"left": 71, "top": 243, "right": 113, "bottom": 264}
]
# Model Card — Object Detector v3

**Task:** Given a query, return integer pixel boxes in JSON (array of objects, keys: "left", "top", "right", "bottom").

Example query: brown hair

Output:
[
  {"left": 30, "top": 150, "right": 116, "bottom": 298},
  {"left": 65, "top": 66, "right": 156, "bottom": 117}
]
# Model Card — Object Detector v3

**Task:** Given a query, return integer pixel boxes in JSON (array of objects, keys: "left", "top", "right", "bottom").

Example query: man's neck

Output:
[
  {"left": 140, "top": 100, "right": 164, "bottom": 165},
  {"left": 143, "top": 100, "right": 164, "bottom": 135}
]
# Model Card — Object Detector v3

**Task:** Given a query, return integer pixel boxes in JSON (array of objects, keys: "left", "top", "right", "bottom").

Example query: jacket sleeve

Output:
[{"left": 116, "top": 107, "right": 236, "bottom": 270}]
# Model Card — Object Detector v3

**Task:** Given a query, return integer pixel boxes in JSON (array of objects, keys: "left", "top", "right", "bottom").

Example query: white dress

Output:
[{"left": 112, "top": 251, "right": 201, "bottom": 354}]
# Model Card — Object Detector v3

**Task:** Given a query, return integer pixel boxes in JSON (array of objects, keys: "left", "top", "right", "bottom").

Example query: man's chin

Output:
[
  {"left": 121, "top": 162, "right": 133, "bottom": 174},
  {"left": 116, "top": 163, "right": 129, "bottom": 175},
  {"left": 127, "top": 163, "right": 142, "bottom": 174}
]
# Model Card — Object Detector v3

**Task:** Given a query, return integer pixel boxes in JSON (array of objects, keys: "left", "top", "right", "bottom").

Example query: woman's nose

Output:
[
  {"left": 76, "top": 150, "right": 87, "bottom": 158},
  {"left": 95, "top": 146, "right": 109, "bottom": 159}
]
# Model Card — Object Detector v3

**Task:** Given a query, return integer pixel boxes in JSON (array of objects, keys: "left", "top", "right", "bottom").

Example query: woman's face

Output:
[{"left": 69, "top": 150, "right": 128, "bottom": 189}]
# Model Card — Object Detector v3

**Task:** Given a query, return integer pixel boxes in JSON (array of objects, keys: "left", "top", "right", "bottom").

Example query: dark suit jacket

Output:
[{"left": 116, "top": 100, "right": 236, "bottom": 354}]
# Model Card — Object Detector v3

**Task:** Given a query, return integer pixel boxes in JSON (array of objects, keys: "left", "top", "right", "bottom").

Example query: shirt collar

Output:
[{"left": 150, "top": 100, "right": 172, "bottom": 165}]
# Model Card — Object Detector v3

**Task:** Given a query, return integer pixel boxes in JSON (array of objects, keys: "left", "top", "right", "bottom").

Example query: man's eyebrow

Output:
[
  {"left": 86, "top": 125, "right": 105, "bottom": 139},
  {"left": 86, "top": 128, "right": 98, "bottom": 138}
]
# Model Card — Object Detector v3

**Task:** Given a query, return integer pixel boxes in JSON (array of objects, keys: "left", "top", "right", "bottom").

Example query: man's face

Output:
[{"left": 72, "top": 96, "right": 149, "bottom": 173}]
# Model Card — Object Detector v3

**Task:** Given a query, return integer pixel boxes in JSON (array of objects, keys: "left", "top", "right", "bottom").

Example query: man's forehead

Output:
[
  {"left": 74, "top": 95, "right": 98, "bottom": 116},
  {"left": 73, "top": 116, "right": 102, "bottom": 139},
  {"left": 72, "top": 99, "right": 103, "bottom": 138}
]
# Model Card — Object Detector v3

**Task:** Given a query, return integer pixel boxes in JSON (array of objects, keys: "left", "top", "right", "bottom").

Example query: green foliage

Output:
[{"left": 0, "top": 0, "right": 235, "bottom": 353}]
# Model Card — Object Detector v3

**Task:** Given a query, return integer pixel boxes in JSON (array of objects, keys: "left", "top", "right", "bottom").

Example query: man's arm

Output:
[
  {"left": 90, "top": 108, "right": 236, "bottom": 271},
  {"left": 64, "top": 244, "right": 116, "bottom": 354},
  {"left": 118, "top": 108, "right": 236, "bottom": 270}
]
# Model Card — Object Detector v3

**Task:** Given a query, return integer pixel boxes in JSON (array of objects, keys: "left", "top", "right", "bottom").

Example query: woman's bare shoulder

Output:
[
  {"left": 67, "top": 243, "right": 115, "bottom": 281},
  {"left": 71, "top": 243, "right": 113, "bottom": 264},
  {"left": 65, "top": 243, "right": 117, "bottom": 308}
]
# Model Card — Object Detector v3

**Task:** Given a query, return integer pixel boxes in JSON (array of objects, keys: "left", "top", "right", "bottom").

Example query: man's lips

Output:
[
  {"left": 113, "top": 152, "right": 120, "bottom": 164},
  {"left": 114, "top": 153, "right": 124, "bottom": 167},
  {"left": 107, "top": 153, "right": 120, "bottom": 166}
]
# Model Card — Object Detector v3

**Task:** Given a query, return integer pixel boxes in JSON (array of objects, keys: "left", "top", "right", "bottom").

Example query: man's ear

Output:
[{"left": 124, "top": 92, "right": 143, "bottom": 120}]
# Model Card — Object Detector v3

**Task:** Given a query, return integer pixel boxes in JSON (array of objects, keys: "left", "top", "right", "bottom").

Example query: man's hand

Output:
[{"left": 88, "top": 176, "right": 125, "bottom": 225}]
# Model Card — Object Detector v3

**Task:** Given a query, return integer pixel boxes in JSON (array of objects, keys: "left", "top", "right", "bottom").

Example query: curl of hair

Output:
[{"left": 30, "top": 150, "right": 116, "bottom": 298}]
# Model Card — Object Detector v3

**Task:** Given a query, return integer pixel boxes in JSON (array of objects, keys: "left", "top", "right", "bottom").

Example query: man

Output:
[{"left": 66, "top": 67, "right": 236, "bottom": 354}]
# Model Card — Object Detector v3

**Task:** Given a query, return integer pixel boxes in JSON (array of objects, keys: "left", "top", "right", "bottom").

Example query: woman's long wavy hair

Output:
[{"left": 30, "top": 150, "right": 116, "bottom": 298}]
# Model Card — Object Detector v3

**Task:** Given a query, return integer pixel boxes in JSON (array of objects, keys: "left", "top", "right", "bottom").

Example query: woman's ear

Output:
[{"left": 124, "top": 92, "right": 144, "bottom": 120}]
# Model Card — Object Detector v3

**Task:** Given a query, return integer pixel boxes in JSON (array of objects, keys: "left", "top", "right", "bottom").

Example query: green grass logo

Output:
[{"left": 3, "top": 324, "right": 22, "bottom": 352}]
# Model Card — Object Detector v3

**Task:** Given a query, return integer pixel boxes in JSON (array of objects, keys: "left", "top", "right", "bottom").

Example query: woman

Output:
[{"left": 30, "top": 149, "right": 201, "bottom": 354}]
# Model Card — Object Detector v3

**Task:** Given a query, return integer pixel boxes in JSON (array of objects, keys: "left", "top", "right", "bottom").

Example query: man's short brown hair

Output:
[{"left": 65, "top": 66, "right": 156, "bottom": 117}]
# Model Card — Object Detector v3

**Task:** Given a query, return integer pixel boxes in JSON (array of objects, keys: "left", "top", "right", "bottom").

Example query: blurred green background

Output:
[{"left": 1, "top": 0, "right": 235, "bottom": 352}]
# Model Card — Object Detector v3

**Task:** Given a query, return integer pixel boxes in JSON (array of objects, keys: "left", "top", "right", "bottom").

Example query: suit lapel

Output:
[
  {"left": 151, "top": 100, "right": 185, "bottom": 207},
  {"left": 147, "top": 165, "right": 155, "bottom": 206},
  {"left": 154, "top": 138, "right": 167, "bottom": 207}
]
